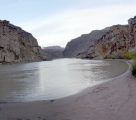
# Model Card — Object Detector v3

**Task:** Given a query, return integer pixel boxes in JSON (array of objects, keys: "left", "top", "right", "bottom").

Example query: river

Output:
[{"left": 0, "top": 58, "right": 128, "bottom": 102}]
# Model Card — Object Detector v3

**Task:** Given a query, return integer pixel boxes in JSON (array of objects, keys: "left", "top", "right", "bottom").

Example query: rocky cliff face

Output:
[
  {"left": 77, "top": 16, "right": 136, "bottom": 59},
  {"left": 128, "top": 16, "right": 136, "bottom": 46},
  {"left": 63, "top": 28, "right": 110, "bottom": 57},
  {"left": 0, "top": 20, "right": 49, "bottom": 63}
]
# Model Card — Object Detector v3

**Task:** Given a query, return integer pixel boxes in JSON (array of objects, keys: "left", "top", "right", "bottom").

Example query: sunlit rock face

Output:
[
  {"left": 77, "top": 16, "right": 136, "bottom": 59},
  {"left": 63, "top": 27, "right": 110, "bottom": 58},
  {"left": 0, "top": 20, "right": 49, "bottom": 63}
]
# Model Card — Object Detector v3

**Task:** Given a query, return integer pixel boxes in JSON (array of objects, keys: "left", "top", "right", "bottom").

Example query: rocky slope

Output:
[
  {"left": 42, "top": 46, "right": 64, "bottom": 58},
  {"left": 63, "top": 28, "right": 110, "bottom": 57},
  {"left": 0, "top": 20, "right": 50, "bottom": 63},
  {"left": 77, "top": 16, "right": 136, "bottom": 59}
]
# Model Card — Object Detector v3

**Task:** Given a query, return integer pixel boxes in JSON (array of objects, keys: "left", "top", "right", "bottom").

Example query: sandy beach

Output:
[{"left": 0, "top": 60, "right": 136, "bottom": 120}]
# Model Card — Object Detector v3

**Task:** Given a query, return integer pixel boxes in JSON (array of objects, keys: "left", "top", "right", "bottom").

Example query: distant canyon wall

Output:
[
  {"left": 63, "top": 28, "right": 110, "bottom": 58},
  {"left": 42, "top": 46, "right": 64, "bottom": 58},
  {"left": 0, "top": 20, "right": 49, "bottom": 63},
  {"left": 77, "top": 16, "right": 136, "bottom": 59}
]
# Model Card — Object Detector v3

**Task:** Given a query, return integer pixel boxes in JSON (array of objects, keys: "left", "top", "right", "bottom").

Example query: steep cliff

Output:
[
  {"left": 0, "top": 20, "right": 50, "bottom": 63},
  {"left": 63, "top": 28, "right": 110, "bottom": 57},
  {"left": 77, "top": 16, "right": 136, "bottom": 59}
]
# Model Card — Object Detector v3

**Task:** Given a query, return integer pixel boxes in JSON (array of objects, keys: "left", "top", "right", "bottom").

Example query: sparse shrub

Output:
[
  {"left": 104, "top": 56, "right": 112, "bottom": 59},
  {"left": 131, "top": 62, "right": 136, "bottom": 77},
  {"left": 122, "top": 52, "right": 136, "bottom": 60},
  {"left": 122, "top": 52, "right": 132, "bottom": 59},
  {"left": 104, "top": 54, "right": 121, "bottom": 59}
]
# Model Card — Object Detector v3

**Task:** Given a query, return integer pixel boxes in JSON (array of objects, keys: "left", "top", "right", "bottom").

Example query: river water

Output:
[{"left": 0, "top": 58, "right": 128, "bottom": 102}]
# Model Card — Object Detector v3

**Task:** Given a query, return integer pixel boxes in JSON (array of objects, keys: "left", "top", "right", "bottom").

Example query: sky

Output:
[{"left": 0, "top": 0, "right": 136, "bottom": 48}]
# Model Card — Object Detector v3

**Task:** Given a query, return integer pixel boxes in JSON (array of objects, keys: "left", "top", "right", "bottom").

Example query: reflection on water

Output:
[{"left": 0, "top": 59, "right": 128, "bottom": 102}]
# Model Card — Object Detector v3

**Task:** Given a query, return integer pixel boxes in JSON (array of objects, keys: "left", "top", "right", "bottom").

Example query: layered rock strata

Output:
[
  {"left": 77, "top": 16, "right": 136, "bottom": 59},
  {"left": 0, "top": 20, "right": 49, "bottom": 63}
]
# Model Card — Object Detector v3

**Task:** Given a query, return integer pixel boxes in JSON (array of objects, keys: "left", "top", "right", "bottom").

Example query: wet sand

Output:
[{"left": 0, "top": 60, "right": 136, "bottom": 120}]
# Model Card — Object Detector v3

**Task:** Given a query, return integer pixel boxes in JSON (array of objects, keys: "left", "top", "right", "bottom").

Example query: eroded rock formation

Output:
[
  {"left": 0, "top": 20, "right": 49, "bottom": 63},
  {"left": 77, "top": 16, "right": 136, "bottom": 59}
]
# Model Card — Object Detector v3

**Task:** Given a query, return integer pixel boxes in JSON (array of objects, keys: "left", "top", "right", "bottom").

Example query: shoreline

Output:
[{"left": 0, "top": 60, "right": 136, "bottom": 120}]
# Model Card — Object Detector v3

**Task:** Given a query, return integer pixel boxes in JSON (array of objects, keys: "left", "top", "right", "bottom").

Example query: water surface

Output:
[{"left": 0, "top": 59, "right": 128, "bottom": 102}]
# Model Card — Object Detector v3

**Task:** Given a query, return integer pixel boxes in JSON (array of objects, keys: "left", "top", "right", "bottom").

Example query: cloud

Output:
[{"left": 18, "top": 4, "right": 136, "bottom": 47}]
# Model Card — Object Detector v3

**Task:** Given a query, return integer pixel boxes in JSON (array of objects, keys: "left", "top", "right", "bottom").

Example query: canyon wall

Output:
[
  {"left": 63, "top": 28, "right": 110, "bottom": 57},
  {"left": 0, "top": 20, "right": 50, "bottom": 63},
  {"left": 42, "top": 46, "right": 64, "bottom": 58},
  {"left": 77, "top": 16, "right": 136, "bottom": 59}
]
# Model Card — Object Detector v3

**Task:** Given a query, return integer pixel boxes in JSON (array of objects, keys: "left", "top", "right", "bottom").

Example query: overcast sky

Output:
[{"left": 1, "top": 0, "right": 136, "bottom": 47}]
